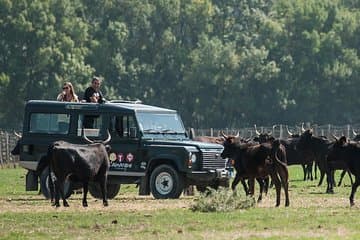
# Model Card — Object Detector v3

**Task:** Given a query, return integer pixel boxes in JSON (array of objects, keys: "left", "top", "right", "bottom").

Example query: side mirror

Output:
[{"left": 129, "top": 127, "right": 137, "bottom": 138}]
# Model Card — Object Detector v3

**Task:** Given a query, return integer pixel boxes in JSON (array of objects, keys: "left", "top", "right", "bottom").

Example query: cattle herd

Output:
[
  {"left": 14, "top": 125, "right": 360, "bottom": 208},
  {"left": 210, "top": 126, "right": 360, "bottom": 207}
]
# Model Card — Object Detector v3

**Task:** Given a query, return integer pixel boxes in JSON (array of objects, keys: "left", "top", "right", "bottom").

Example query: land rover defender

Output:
[{"left": 18, "top": 100, "right": 230, "bottom": 199}]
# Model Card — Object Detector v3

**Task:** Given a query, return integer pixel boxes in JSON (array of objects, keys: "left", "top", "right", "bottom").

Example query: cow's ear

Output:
[{"left": 105, "top": 145, "right": 111, "bottom": 153}]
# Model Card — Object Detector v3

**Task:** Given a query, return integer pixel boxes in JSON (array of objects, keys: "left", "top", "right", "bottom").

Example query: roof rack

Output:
[{"left": 109, "top": 100, "right": 142, "bottom": 104}]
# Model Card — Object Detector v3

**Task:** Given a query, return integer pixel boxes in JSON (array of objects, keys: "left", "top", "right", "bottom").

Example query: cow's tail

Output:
[{"left": 273, "top": 149, "right": 288, "bottom": 169}]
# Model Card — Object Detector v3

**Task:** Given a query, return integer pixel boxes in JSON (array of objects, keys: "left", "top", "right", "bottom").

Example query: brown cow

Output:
[{"left": 221, "top": 135, "right": 289, "bottom": 207}]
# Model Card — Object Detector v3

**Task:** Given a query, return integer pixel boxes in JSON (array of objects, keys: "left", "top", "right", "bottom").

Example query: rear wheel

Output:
[
  {"left": 88, "top": 183, "right": 121, "bottom": 199},
  {"left": 150, "top": 164, "right": 184, "bottom": 199},
  {"left": 39, "top": 167, "right": 73, "bottom": 199}
]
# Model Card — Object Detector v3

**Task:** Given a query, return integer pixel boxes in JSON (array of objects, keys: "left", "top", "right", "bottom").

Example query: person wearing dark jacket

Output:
[{"left": 83, "top": 76, "right": 106, "bottom": 103}]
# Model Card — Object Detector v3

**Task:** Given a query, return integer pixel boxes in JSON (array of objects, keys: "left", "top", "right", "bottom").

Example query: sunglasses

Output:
[{"left": 62, "top": 86, "right": 69, "bottom": 90}]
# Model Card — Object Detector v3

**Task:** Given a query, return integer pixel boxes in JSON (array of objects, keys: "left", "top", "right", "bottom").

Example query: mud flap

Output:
[
  {"left": 26, "top": 170, "right": 38, "bottom": 191},
  {"left": 139, "top": 176, "right": 150, "bottom": 195}
]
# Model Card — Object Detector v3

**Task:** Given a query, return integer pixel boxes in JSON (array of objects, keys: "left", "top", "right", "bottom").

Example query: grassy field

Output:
[{"left": 0, "top": 166, "right": 359, "bottom": 240}]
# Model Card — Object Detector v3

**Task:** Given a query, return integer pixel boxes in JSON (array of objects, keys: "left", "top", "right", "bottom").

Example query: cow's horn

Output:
[
  {"left": 220, "top": 131, "right": 228, "bottom": 139},
  {"left": 102, "top": 130, "right": 111, "bottom": 145},
  {"left": 331, "top": 134, "right": 339, "bottom": 141},
  {"left": 82, "top": 128, "right": 94, "bottom": 144},
  {"left": 353, "top": 129, "right": 358, "bottom": 136},
  {"left": 286, "top": 125, "right": 293, "bottom": 136},
  {"left": 234, "top": 131, "right": 240, "bottom": 138},
  {"left": 14, "top": 131, "right": 22, "bottom": 138},
  {"left": 301, "top": 123, "right": 306, "bottom": 133},
  {"left": 254, "top": 124, "right": 260, "bottom": 136}
]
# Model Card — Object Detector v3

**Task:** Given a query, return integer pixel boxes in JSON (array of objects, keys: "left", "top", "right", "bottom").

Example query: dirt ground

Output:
[
  {"left": 0, "top": 187, "right": 356, "bottom": 214},
  {"left": 0, "top": 192, "right": 195, "bottom": 213}
]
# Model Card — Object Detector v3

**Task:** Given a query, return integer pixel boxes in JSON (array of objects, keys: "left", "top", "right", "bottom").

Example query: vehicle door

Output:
[{"left": 108, "top": 114, "right": 144, "bottom": 174}]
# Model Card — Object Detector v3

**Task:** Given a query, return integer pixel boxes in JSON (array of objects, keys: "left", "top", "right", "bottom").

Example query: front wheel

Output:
[{"left": 150, "top": 164, "right": 184, "bottom": 199}]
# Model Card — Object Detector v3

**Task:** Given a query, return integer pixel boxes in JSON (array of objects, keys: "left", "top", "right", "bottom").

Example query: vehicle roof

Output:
[{"left": 25, "top": 100, "right": 177, "bottom": 114}]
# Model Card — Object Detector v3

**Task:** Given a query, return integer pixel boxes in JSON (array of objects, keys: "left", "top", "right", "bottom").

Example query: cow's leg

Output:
[
  {"left": 99, "top": 175, "right": 108, "bottom": 207},
  {"left": 53, "top": 180, "right": 61, "bottom": 207},
  {"left": 306, "top": 163, "right": 313, "bottom": 181},
  {"left": 248, "top": 178, "right": 255, "bottom": 196},
  {"left": 348, "top": 171, "right": 354, "bottom": 185},
  {"left": 256, "top": 178, "right": 264, "bottom": 203},
  {"left": 318, "top": 170, "right": 325, "bottom": 186},
  {"left": 338, "top": 170, "right": 347, "bottom": 187},
  {"left": 263, "top": 176, "right": 269, "bottom": 195},
  {"left": 317, "top": 160, "right": 326, "bottom": 186},
  {"left": 270, "top": 172, "right": 281, "bottom": 207},
  {"left": 82, "top": 182, "right": 88, "bottom": 207},
  {"left": 54, "top": 179, "right": 69, "bottom": 207},
  {"left": 301, "top": 164, "right": 307, "bottom": 181},
  {"left": 350, "top": 176, "right": 360, "bottom": 206},
  {"left": 231, "top": 173, "right": 242, "bottom": 191},
  {"left": 49, "top": 172, "right": 55, "bottom": 206},
  {"left": 326, "top": 168, "right": 335, "bottom": 194},
  {"left": 240, "top": 179, "right": 249, "bottom": 195},
  {"left": 277, "top": 168, "right": 290, "bottom": 207}
]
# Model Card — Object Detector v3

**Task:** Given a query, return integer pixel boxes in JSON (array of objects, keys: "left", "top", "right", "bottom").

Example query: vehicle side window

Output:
[
  {"left": 29, "top": 113, "right": 70, "bottom": 134},
  {"left": 110, "top": 115, "right": 137, "bottom": 138},
  {"left": 77, "top": 114, "right": 102, "bottom": 137}
]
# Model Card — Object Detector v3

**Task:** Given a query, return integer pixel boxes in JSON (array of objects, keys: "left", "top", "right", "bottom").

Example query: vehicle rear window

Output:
[{"left": 29, "top": 113, "right": 70, "bottom": 134}]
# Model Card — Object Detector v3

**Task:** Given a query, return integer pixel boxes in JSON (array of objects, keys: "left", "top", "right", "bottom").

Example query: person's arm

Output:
[
  {"left": 57, "top": 93, "right": 64, "bottom": 101},
  {"left": 98, "top": 90, "right": 106, "bottom": 103},
  {"left": 83, "top": 88, "right": 92, "bottom": 102}
]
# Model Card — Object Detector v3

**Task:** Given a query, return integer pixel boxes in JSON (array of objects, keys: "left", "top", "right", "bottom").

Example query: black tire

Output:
[
  {"left": 39, "top": 167, "right": 73, "bottom": 199},
  {"left": 88, "top": 182, "right": 121, "bottom": 199},
  {"left": 150, "top": 164, "right": 184, "bottom": 199}
]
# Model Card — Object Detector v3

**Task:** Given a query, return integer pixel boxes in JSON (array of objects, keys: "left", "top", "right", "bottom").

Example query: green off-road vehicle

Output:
[{"left": 17, "top": 100, "right": 230, "bottom": 199}]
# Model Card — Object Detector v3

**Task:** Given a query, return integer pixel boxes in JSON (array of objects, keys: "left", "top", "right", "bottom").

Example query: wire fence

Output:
[
  {"left": 1, "top": 123, "right": 360, "bottom": 167},
  {"left": 189, "top": 123, "right": 360, "bottom": 140},
  {"left": 0, "top": 131, "right": 19, "bottom": 168}
]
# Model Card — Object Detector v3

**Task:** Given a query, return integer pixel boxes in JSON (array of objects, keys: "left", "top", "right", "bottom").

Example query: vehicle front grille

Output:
[{"left": 201, "top": 148, "right": 227, "bottom": 170}]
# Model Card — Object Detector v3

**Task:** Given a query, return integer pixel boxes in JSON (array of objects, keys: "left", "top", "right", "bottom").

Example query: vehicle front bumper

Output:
[{"left": 186, "top": 168, "right": 230, "bottom": 182}]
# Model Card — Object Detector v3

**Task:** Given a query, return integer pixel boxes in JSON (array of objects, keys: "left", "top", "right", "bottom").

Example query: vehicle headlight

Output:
[{"left": 190, "top": 153, "right": 197, "bottom": 163}]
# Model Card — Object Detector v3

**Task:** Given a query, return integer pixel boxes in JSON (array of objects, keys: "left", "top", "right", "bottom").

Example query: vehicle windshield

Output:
[{"left": 136, "top": 112, "right": 186, "bottom": 139}]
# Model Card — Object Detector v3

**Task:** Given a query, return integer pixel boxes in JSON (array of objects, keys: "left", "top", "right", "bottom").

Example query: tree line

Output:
[{"left": 0, "top": 0, "right": 359, "bottom": 130}]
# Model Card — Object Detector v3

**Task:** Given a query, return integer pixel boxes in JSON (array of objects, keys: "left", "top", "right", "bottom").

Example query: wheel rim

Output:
[{"left": 155, "top": 172, "right": 173, "bottom": 195}]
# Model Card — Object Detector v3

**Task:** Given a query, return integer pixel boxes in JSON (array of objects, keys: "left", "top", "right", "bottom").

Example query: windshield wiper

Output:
[
  {"left": 161, "top": 129, "right": 178, "bottom": 134},
  {"left": 143, "top": 129, "right": 161, "bottom": 134}
]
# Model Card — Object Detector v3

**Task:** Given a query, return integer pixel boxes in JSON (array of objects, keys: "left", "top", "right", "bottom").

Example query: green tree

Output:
[{"left": 0, "top": 0, "right": 92, "bottom": 128}]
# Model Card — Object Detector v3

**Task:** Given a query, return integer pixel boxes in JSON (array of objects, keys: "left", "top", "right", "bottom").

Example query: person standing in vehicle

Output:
[
  {"left": 57, "top": 82, "right": 79, "bottom": 102},
  {"left": 83, "top": 76, "right": 106, "bottom": 103}
]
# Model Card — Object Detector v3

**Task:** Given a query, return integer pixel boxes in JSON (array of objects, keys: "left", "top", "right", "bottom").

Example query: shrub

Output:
[{"left": 190, "top": 187, "right": 255, "bottom": 212}]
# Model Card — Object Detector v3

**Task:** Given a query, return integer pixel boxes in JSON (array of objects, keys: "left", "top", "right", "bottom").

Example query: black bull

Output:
[
  {"left": 36, "top": 141, "right": 111, "bottom": 207},
  {"left": 327, "top": 136, "right": 360, "bottom": 206},
  {"left": 221, "top": 136, "right": 290, "bottom": 207}
]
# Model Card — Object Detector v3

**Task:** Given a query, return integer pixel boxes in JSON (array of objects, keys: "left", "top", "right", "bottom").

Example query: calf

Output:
[
  {"left": 221, "top": 135, "right": 289, "bottom": 207},
  {"left": 37, "top": 133, "right": 111, "bottom": 207}
]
